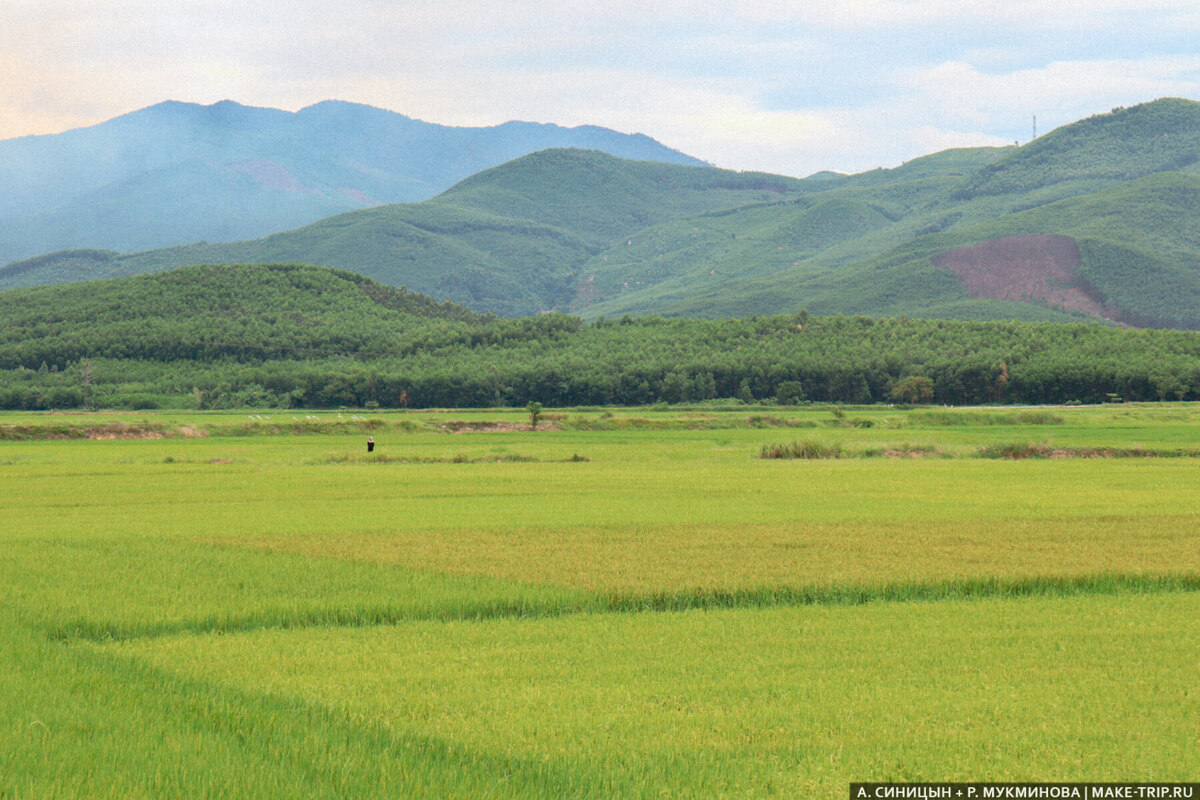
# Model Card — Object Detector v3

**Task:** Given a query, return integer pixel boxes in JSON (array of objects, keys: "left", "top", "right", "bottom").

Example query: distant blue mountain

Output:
[{"left": 0, "top": 100, "right": 705, "bottom": 265}]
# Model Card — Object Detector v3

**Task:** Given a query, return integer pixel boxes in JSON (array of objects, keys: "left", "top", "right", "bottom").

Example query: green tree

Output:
[
  {"left": 526, "top": 401, "right": 544, "bottom": 430},
  {"left": 736, "top": 378, "right": 755, "bottom": 404},
  {"left": 891, "top": 376, "right": 935, "bottom": 404},
  {"left": 775, "top": 380, "right": 805, "bottom": 405}
]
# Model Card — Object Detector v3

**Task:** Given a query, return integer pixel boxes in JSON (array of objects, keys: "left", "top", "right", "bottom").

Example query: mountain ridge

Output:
[
  {"left": 4, "top": 97, "right": 1200, "bottom": 329},
  {"left": 0, "top": 99, "right": 704, "bottom": 264}
]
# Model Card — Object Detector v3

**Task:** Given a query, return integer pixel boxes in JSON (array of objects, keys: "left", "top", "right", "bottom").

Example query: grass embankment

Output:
[{"left": 2, "top": 404, "right": 1198, "bottom": 797}]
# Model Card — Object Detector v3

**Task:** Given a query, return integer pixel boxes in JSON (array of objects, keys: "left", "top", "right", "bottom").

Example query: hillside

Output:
[
  {"left": 0, "top": 150, "right": 814, "bottom": 315},
  {"left": 954, "top": 99, "right": 1200, "bottom": 201},
  {"left": 5, "top": 263, "right": 1200, "bottom": 411},
  {"left": 577, "top": 99, "right": 1200, "bottom": 326},
  {"left": 0, "top": 100, "right": 703, "bottom": 265},
  {"left": 0, "top": 263, "right": 486, "bottom": 370},
  {"left": 4, "top": 98, "right": 1200, "bottom": 328}
]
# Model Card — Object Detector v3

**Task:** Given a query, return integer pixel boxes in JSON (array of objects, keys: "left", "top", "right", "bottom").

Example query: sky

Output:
[{"left": 5, "top": 0, "right": 1200, "bottom": 178}]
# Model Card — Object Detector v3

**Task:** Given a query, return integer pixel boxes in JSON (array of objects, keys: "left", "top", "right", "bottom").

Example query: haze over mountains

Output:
[
  {"left": 0, "top": 99, "right": 703, "bottom": 265},
  {"left": 4, "top": 97, "right": 1200, "bottom": 329}
]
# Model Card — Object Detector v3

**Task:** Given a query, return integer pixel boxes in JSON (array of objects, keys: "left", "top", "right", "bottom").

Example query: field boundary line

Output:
[{"left": 44, "top": 572, "right": 1200, "bottom": 644}]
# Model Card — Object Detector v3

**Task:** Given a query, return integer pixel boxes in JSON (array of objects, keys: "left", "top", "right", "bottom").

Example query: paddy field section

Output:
[{"left": 2, "top": 405, "right": 1198, "bottom": 798}]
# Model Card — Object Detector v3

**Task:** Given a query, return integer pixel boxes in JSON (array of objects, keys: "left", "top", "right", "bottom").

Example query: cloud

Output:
[
  {"left": 903, "top": 56, "right": 1200, "bottom": 137},
  {"left": 3, "top": 0, "right": 1200, "bottom": 177}
]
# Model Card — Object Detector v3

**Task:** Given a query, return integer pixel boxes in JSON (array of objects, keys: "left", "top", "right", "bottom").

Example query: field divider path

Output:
[{"left": 44, "top": 571, "right": 1200, "bottom": 644}]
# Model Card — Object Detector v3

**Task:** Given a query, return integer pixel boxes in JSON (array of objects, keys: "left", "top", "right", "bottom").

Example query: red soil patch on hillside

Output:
[
  {"left": 932, "top": 235, "right": 1114, "bottom": 319},
  {"left": 228, "top": 160, "right": 319, "bottom": 194}
]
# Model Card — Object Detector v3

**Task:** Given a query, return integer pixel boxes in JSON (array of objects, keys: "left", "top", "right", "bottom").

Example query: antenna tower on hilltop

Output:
[{"left": 1032, "top": 115, "right": 1037, "bottom": 141}]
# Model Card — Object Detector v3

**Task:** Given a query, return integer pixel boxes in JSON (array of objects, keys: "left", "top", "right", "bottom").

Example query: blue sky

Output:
[{"left": 5, "top": 0, "right": 1200, "bottom": 177}]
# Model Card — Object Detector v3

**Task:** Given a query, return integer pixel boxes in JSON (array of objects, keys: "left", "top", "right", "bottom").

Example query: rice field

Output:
[{"left": 2, "top": 404, "right": 1198, "bottom": 798}]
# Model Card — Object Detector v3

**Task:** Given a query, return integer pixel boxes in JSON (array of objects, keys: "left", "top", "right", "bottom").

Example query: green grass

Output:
[
  {"left": 96, "top": 593, "right": 1200, "bottom": 798},
  {"left": 2, "top": 404, "right": 1199, "bottom": 797}
]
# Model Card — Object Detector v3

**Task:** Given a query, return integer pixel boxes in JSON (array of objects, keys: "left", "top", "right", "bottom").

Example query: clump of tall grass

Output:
[
  {"left": 744, "top": 415, "right": 818, "bottom": 429},
  {"left": 977, "top": 442, "right": 1055, "bottom": 459},
  {"left": 225, "top": 418, "right": 393, "bottom": 436},
  {"left": 0, "top": 422, "right": 168, "bottom": 440},
  {"left": 976, "top": 443, "right": 1200, "bottom": 459},
  {"left": 563, "top": 416, "right": 679, "bottom": 431},
  {"left": 1013, "top": 410, "right": 1067, "bottom": 425},
  {"left": 822, "top": 414, "right": 875, "bottom": 428},
  {"left": 759, "top": 440, "right": 843, "bottom": 459},
  {"left": 859, "top": 443, "right": 943, "bottom": 458},
  {"left": 312, "top": 451, "right": 583, "bottom": 465},
  {"left": 912, "top": 410, "right": 1064, "bottom": 426}
]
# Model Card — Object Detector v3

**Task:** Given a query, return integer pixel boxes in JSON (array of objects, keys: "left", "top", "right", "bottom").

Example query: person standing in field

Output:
[{"left": 367, "top": 436, "right": 375, "bottom": 453}]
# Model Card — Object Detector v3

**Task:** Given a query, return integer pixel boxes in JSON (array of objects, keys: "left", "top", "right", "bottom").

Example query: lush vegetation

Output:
[
  {"left": 0, "top": 149, "right": 812, "bottom": 316},
  {"left": 955, "top": 98, "right": 1200, "bottom": 199},
  {"left": 4, "top": 263, "right": 1200, "bottom": 411},
  {"left": 3, "top": 405, "right": 1198, "bottom": 797},
  {"left": 6, "top": 98, "right": 1200, "bottom": 327}
]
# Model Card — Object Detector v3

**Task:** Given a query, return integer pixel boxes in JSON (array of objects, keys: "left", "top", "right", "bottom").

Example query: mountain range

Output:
[
  {"left": 0, "top": 99, "right": 702, "bottom": 265},
  {"left": 3, "top": 97, "right": 1200, "bottom": 328}
]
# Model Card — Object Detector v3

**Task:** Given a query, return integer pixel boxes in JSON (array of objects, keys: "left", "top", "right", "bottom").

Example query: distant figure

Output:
[{"left": 367, "top": 436, "right": 375, "bottom": 453}]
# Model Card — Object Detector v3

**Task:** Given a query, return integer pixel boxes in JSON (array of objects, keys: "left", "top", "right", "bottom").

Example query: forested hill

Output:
[
  {"left": 0, "top": 150, "right": 815, "bottom": 316},
  {"left": 0, "top": 99, "right": 703, "bottom": 265},
  {"left": 0, "top": 263, "right": 486, "bottom": 366},
  {"left": 574, "top": 99, "right": 1200, "bottom": 326},
  {"left": 5, "top": 98, "right": 1200, "bottom": 329},
  {"left": 4, "top": 263, "right": 1200, "bottom": 411}
]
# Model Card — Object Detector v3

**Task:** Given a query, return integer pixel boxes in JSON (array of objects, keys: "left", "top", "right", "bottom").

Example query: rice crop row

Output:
[
  {"left": 3, "top": 405, "right": 1199, "bottom": 798},
  {"left": 94, "top": 593, "right": 1200, "bottom": 798},
  {"left": 761, "top": 438, "right": 1200, "bottom": 459}
]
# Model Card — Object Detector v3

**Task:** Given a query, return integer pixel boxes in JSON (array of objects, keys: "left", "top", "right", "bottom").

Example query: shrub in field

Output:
[
  {"left": 823, "top": 410, "right": 873, "bottom": 428},
  {"left": 746, "top": 415, "right": 817, "bottom": 429},
  {"left": 860, "top": 443, "right": 941, "bottom": 458},
  {"left": 978, "top": 443, "right": 1199, "bottom": 459},
  {"left": 1013, "top": 410, "right": 1066, "bottom": 425},
  {"left": 759, "top": 439, "right": 843, "bottom": 459},
  {"left": 978, "top": 442, "right": 1054, "bottom": 459},
  {"left": 526, "top": 402, "right": 544, "bottom": 430},
  {"left": 912, "top": 410, "right": 1064, "bottom": 426}
]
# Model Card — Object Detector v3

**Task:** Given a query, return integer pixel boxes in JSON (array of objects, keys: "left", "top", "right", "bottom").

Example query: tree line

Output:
[{"left": 4, "top": 311, "right": 1200, "bottom": 410}]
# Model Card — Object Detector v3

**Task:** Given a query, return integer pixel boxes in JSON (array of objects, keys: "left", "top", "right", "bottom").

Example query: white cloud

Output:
[
  {"left": 903, "top": 56, "right": 1200, "bottom": 138},
  {"left": 738, "top": 0, "right": 1200, "bottom": 29},
  {"left": 3, "top": 0, "right": 1200, "bottom": 177}
]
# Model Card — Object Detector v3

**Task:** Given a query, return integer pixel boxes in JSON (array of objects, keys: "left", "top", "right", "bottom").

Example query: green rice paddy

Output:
[{"left": 2, "top": 404, "right": 1198, "bottom": 798}]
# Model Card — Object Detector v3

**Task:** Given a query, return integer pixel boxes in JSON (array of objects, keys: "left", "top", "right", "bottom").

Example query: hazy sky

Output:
[{"left": 5, "top": 0, "right": 1200, "bottom": 177}]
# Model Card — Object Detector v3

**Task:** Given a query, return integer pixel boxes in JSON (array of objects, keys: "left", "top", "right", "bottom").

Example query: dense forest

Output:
[
  {"left": 7, "top": 98, "right": 1200, "bottom": 329},
  {"left": 3, "top": 264, "right": 1199, "bottom": 410}
]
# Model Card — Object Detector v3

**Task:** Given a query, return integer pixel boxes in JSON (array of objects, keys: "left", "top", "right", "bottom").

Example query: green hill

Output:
[
  {"left": 0, "top": 263, "right": 486, "bottom": 370},
  {"left": 955, "top": 98, "right": 1200, "bottom": 201},
  {"left": 5, "top": 262, "right": 1200, "bottom": 410},
  {"left": 436, "top": 148, "right": 813, "bottom": 247},
  {"left": 0, "top": 146, "right": 993, "bottom": 314},
  {"left": 0, "top": 100, "right": 705, "bottom": 265},
  {"left": 4, "top": 98, "right": 1200, "bottom": 328},
  {"left": 0, "top": 150, "right": 815, "bottom": 315},
  {"left": 577, "top": 100, "right": 1200, "bottom": 327},
  {"left": 684, "top": 171, "right": 1200, "bottom": 328}
]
